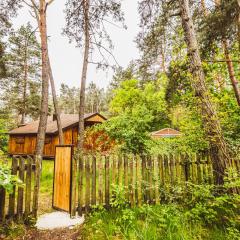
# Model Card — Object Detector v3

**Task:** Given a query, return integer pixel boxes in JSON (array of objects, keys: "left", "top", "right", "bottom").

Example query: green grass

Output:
[
  {"left": 40, "top": 160, "right": 54, "bottom": 194},
  {"left": 38, "top": 160, "right": 54, "bottom": 214},
  {"left": 80, "top": 204, "right": 232, "bottom": 240}
]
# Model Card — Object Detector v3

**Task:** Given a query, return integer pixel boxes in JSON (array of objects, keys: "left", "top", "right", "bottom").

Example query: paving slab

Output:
[{"left": 36, "top": 211, "right": 85, "bottom": 230}]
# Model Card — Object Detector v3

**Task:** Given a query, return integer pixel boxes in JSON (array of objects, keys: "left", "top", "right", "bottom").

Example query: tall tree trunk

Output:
[
  {"left": 30, "top": 0, "right": 64, "bottom": 144},
  {"left": 32, "top": 0, "right": 49, "bottom": 217},
  {"left": 200, "top": 0, "right": 208, "bottom": 16},
  {"left": 77, "top": 0, "right": 90, "bottom": 215},
  {"left": 47, "top": 54, "right": 64, "bottom": 144},
  {"left": 213, "top": 0, "right": 240, "bottom": 106},
  {"left": 77, "top": 0, "right": 90, "bottom": 150},
  {"left": 222, "top": 39, "right": 240, "bottom": 106},
  {"left": 160, "top": 41, "right": 167, "bottom": 73},
  {"left": 238, "top": 0, "right": 240, "bottom": 55},
  {"left": 21, "top": 40, "right": 28, "bottom": 125},
  {"left": 179, "top": 0, "right": 232, "bottom": 185}
]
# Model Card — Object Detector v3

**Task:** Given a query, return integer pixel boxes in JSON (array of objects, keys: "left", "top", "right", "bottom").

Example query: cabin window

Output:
[
  {"left": 15, "top": 137, "right": 25, "bottom": 144},
  {"left": 45, "top": 137, "right": 52, "bottom": 144}
]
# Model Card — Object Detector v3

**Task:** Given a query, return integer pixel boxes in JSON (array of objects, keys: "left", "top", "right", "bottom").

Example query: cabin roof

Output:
[
  {"left": 9, "top": 112, "right": 107, "bottom": 135},
  {"left": 151, "top": 128, "right": 181, "bottom": 138}
]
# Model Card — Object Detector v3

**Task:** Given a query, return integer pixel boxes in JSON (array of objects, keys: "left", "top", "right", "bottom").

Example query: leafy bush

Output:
[{"left": 0, "top": 164, "right": 23, "bottom": 193}]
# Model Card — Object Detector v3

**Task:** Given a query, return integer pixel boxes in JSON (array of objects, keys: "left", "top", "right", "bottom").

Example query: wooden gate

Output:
[{"left": 53, "top": 145, "right": 73, "bottom": 212}]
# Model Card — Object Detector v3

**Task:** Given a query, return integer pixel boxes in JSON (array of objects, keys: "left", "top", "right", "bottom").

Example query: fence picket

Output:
[
  {"left": 98, "top": 155, "right": 103, "bottom": 205},
  {"left": 85, "top": 155, "right": 90, "bottom": 213},
  {"left": 8, "top": 157, "right": 18, "bottom": 218},
  {"left": 148, "top": 156, "right": 153, "bottom": 203},
  {"left": 24, "top": 156, "right": 32, "bottom": 217},
  {"left": 91, "top": 155, "right": 97, "bottom": 206},
  {"left": 17, "top": 157, "right": 25, "bottom": 221},
  {"left": 124, "top": 155, "right": 129, "bottom": 201},
  {"left": 78, "top": 154, "right": 84, "bottom": 216},
  {"left": 0, "top": 187, "right": 6, "bottom": 222},
  {"left": 129, "top": 155, "right": 134, "bottom": 207},
  {"left": 105, "top": 156, "right": 110, "bottom": 208}
]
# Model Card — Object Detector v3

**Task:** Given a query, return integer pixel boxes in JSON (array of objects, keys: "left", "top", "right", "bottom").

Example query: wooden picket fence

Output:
[
  {"left": 75, "top": 152, "right": 225, "bottom": 214},
  {"left": 0, "top": 156, "right": 36, "bottom": 223}
]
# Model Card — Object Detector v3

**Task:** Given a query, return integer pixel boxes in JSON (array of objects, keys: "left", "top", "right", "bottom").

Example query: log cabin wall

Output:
[{"left": 8, "top": 120, "right": 102, "bottom": 158}]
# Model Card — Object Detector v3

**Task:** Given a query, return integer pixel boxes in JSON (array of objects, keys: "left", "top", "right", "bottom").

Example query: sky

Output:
[{"left": 12, "top": 0, "right": 140, "bottom": 92}]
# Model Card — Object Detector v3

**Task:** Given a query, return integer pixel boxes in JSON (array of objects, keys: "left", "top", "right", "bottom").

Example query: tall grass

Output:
[
  {"left": 40, "top": 160, "right": 54, "bottom": 194},
  {"left": 81, "top": 204, "right": 229, "bottom": 240}
]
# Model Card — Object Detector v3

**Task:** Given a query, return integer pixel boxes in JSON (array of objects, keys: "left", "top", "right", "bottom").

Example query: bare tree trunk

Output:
[
  {"left": 160, "top": 41, "right": 166, "bottom": 73},
  {"left": 222, "top": 39, "right": 240, "bottom": 106},
  {"left": 21, "top": 40, "right": 28, "bottom": 125},
  {"left": 30, "top": 1, "right": 64, "bottom": 144},
  {"left": 238, "top": 0, "right": 240, "bottom": 55},
  {"left": 179, "top": 0, "right": 232, "bottom": 185},
  {"left": 213, "top": 0, "right": 240, "bottom": 106},
  {"left": 77, "top": 0, "right": 90, "bottom": 150},
  {"left": 47, "top": 55, "right": 64, "bottom": 144},
  {"left": 200, "top": 0, "right": 209, "bottom": 16},
  {"left": 32, "top": 0, "right": 49, "bottom": 217}
]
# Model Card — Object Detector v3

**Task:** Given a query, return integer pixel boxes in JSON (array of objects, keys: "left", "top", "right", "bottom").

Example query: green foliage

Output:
[
  {"left": 0, "top": 222, "right": 26, "bottom": 240},
  {"left": 82, "top": 180, "right": 240, "bottom": 240},
  {"left": 0, "top": 164, "right": 23, "bottom": 193},
  {"left": 103, "top": 78, "right": 169, "bottom": 154},
  {"left": 0, "top": 23, "right": 41, "bottom": 122}
]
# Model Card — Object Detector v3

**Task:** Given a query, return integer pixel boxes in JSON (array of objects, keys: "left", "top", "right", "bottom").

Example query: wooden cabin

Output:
[
  {"left": 151, "top": 128, "right": 181, "bottom": 139},
  {"left": 8, "top": 113, "right": 107, "bottom": 158}
]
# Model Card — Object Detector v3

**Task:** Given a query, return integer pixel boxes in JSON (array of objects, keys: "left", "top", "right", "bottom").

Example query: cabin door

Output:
[{"left": 53, "top": 145, "right": 73, "bottom": 212}]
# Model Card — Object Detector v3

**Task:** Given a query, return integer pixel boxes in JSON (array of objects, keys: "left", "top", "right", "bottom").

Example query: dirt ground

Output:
[{"left": 1, "top": 227, "right": 82, "bottom": 240}]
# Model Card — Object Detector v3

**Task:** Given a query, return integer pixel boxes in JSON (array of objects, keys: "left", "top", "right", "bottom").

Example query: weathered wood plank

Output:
[
  {"left": 129, "top": 155, "right": 134, "bottom": 207},
  {"left": 17, "top": 157, "right": 25, "bottom": 221},
  {"left": 105, "top": 156, "right": 110, "bottom": 208},
  {"left": 24, "top": 156, "right": 32, "bottom": 217},
  {"left": 85, "top": 155, "right": 91, "bottom": 213},
  {"left": 135, "top": 155, "right": 139, "bottom": 206},
  {"left": 98, "top": 155, "right": 103, "bottom": 205},
  {"left": 91, "top": 155, "right": 97, "bottom": 206},
  {"left": 78, "top": 153, "right": 84, "bottom": 216},
  {"left": 117, "top": 154, "right": 122, "bottom": 186},
  {"left": 8, "top": 157, "right": 18, "bottom": 218},
  {"left": 148, "top": 156, "right": 153, "bottom": 203},
  {"left": 141, "top": 155, "right": 147, "bottom": 203},
  {"left": 0, "top": 187, "right": 6, "bottom": 222},
  {"left": 124, "top": 155, "right": 129, "bottom": 201},
  {"left": 71, "top": 154, "right": 77, "bottom": 217}
]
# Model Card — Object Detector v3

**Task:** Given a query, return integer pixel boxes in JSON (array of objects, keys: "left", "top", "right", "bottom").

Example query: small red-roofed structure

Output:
[{"left": 151, "top": 128, "right": 182, "bottom": 138}]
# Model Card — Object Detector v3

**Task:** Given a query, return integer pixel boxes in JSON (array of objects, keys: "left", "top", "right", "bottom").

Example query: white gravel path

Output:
[{"left": 36, "top": 211, "right": 85, "bottom": 230}]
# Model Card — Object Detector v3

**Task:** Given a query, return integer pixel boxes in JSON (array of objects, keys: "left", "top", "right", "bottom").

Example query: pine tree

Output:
[{"left": 1, "top": 23, "right": 41, "bottom": 124}]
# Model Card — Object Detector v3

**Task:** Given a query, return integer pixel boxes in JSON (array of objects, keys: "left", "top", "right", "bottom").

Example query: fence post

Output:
[
  {"left": 135, "top": 155, "right": 139, "bottom": 206},
  {"left": 124, "top": 155, "right": 129, "bottom": 202},
  {"left": 129, "top": 155, "right": 134, "bottom": 207},
  {"left": 91, "top": 155, "right": 97, "bottom": 206},
  {"left": 8, "top": 157, "right": 18, "bottom": 219},
  {"left": 98, "top": 155, "right": 103, "bottom": 205},
  {"left": 17, "top": 157, "right": 25, "bottom": 221},
  {"left": 141, "top": 155, "right": 147, "bottom": 203},
  {"left": 71, "top": 154, "right": 77, "bottom": 218},
  {"left": 25, "top": 156, "right": 32, "bottom": 218},
  {"left": 78, "top": 152, "right": 83, "bottom": 216},
  {"left": 85, "top": 155, "right": 90, "bottom": 213},
  {"left": 105, "top": 156, "right": 110, "bottom": 208},
  {"left": 184, "top": 154, "right": 190, "bottom": 182},
  {"left": 0, "top": 187, "right": 6, "bottom": 222}
]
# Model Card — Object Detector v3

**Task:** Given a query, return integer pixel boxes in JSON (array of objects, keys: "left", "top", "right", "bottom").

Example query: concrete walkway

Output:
[{"left": 36, "top": 211, "right": 85, "bottom": 230}]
